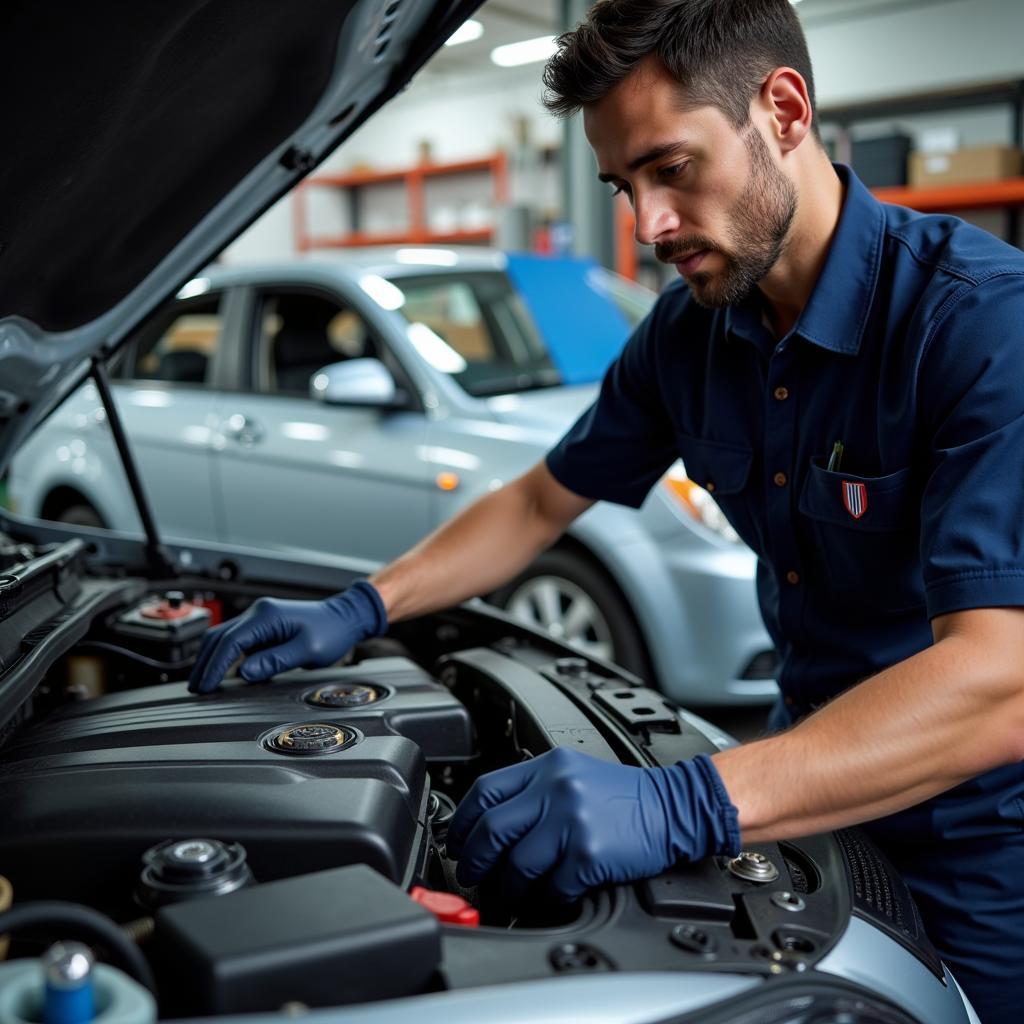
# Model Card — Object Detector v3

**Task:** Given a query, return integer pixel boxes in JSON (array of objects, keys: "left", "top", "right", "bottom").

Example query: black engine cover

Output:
[{"left": 0, "top": 657, "right": 471, "bottom": 916}]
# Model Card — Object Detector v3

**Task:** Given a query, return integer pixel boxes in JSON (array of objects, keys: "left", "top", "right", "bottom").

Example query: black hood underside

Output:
[{"left": 1, "top": 0, "right": 472, "bottom": 333}]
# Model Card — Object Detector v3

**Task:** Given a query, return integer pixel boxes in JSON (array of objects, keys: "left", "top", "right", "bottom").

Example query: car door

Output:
[
  {"left": 213, "top": 282, "right": 432, "bottom": 564},
  {"left": 108, "top": 290, "right": 226, "bottom": 541}
]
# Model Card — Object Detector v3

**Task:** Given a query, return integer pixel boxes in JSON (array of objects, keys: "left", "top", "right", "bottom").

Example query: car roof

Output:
[{"left": 196, "top": 248, "right": 509, "bottom": 292}]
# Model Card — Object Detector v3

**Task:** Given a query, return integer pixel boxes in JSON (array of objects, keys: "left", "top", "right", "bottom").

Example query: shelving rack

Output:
[
  {"left": 820, "top": 78, "right": 1024, "bottom": 240},
  {"left": 293, "top": 152, "right": 508, "bottom": 250},
  {"left": 872, "top": 177, "right": 1024, "bottom": 211}
]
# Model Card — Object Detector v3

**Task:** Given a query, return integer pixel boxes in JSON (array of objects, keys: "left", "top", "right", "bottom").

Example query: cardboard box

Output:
[{"left": 908, "top": 144, "right": 1022, "bottom": 188}]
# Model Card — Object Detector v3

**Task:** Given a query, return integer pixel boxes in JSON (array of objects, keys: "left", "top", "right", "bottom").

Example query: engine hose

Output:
[{"left": 0, "top": 901, "right": 157, "bottom": 995}]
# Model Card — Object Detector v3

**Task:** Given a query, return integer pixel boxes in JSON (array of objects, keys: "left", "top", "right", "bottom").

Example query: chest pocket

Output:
[
  {"left": 798, "top": 459, "right": 924, "bottom": 615},
  {"left": 675, "top": 432, "right": 758, "bottom": 550}
]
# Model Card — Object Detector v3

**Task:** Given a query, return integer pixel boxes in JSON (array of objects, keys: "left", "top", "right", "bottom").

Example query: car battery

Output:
[{"left": 106, "top": 591, "right": 211, "bottom": 665}]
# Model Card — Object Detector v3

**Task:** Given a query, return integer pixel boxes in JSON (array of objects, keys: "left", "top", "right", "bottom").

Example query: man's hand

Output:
[
  {"left": 445, "top": 747, "right": 740, "bottom": 902},
  {"left": 188, "top": 580, "right": 387, "bottom": 694}
]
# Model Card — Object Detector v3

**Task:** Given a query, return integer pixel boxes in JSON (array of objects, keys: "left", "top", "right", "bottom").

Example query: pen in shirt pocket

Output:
[{"left": 827, "top": 440, "right": 844, "bottom": 472}]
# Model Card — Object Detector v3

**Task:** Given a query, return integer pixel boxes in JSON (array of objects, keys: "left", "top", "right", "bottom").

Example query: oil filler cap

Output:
[
  {"left": 137, "top": 838, "right": 254, "bottom": 909},
  {"left": 265, "top": 723, "right": 355, "bottom": 755},
  {"left": 727, "top": 851, "right": 780, "bottom": 884},
  {"left": 409, "top": 886, "right": 479, "bottom": 927},
  {"left": 305, "top": 684, "right": 382, "bottom": 708}
]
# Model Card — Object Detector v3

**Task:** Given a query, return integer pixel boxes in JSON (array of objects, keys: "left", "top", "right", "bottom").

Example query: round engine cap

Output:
[
  {"left": 727, "top": 851, "right": 780, "bottom": 884},
  {"left": 428, "top": 791, "right": 458, "bottom": 839},
  {"left": 266, "top": 723, "right": 354, "bottom": 755},
  {"left": 137, "top": 838, "right": 254, "bottom": 909},
  {"left": 305, "top": 683, "right": 382, "bottom": 708},
  {"left": 168, "top": 839, "right": 220, "bottom": 866}
]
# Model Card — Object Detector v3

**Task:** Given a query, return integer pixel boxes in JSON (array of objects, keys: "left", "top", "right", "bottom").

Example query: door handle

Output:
[{"left": 223, "top": 413, "right": 265, "bottom": 447}]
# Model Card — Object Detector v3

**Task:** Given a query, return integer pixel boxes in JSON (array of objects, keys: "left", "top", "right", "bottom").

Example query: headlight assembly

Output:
[{"left": 662, "top": 461, "right": 741, "bottom": 544}]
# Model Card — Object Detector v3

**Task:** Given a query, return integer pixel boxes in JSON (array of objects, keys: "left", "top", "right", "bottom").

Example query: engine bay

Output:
[{"left": 0, "top": 534, "right": 949, "bottom": 1019}]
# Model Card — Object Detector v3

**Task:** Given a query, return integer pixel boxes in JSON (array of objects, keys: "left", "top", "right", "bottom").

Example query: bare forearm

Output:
[
  {"left": 370, "top": 465, "right": 590, "bottom": 623},
  {"left": 714, "top": 613, "right": 1024, "bottom": 842}
]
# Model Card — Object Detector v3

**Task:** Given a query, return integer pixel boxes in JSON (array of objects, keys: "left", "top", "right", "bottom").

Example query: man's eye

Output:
[{"left": 660, "top": 162, "right": 688, "bottom": 179}]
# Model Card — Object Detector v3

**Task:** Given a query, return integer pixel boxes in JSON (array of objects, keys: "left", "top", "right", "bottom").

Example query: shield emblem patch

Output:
[{"left": 842, "top": 480, "right": 867, "bottom": 519}]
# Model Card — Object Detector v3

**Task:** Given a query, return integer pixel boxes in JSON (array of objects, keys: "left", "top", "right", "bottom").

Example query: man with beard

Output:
[{"left": 189, "top": 1, "right": 1024, "bottom": 1017}]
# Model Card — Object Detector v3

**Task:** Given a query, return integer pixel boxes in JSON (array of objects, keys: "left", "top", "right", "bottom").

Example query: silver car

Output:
[{"left": 9, "top": 250, "right": 777, "bottom": 707}]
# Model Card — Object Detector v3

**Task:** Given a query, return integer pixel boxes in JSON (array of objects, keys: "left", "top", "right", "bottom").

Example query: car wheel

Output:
[
  {"left": 490, "top": 549, "right": 649, "bottom": 676},
  {"left": 57, "top": 502, "right": 106, "bottom": 529}
]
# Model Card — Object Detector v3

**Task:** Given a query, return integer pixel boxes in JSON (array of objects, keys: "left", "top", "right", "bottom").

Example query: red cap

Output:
[{"left": 409, "top": 886, "right": 480, "bottom": 927}]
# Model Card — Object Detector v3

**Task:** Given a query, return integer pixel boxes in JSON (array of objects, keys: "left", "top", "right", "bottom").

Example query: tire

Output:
[
  {"left": 490, "top": 548, "right": 649, "bottom": 676},
  {"left": 57, "top": 502, "right": 106, "bottom": 529}
]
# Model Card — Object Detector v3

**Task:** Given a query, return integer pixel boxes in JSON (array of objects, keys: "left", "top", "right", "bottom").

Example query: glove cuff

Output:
[
  {"left": 338, "top": 579, "right": 389, "bottom": 638},
  {"left": 651, "top": 754, "right": 742, "bottom": 866},
  {"left": 692, "top": 753, "right": 742, "bottom": 858}
]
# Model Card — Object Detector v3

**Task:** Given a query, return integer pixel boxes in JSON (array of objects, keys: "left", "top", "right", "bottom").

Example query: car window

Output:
[
  {"left": 389, "top": 272, "right": 560, "bottom": 397},
  {"left": 122, "top": 295, "right": 223, "bottom": 384},
  {"left": 255, "top": 290, "right": 381, "bottom": 395}
]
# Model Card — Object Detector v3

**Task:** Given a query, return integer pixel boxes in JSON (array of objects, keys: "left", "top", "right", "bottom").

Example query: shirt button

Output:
[
  {"left": 773, "top": 386, "right": 789, "bottom": 401},
  {"left": 773, "top": 471, "right": 788, "bottom": 487},
  {"left": 706, "top": 482, "right": 716, "bottom": 493},
  {"left": 785, "top": 570, "right": 800, "bottom": 585}
]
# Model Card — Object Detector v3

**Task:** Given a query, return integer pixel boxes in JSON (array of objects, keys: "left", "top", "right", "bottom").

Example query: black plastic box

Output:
[
  {"left": 851, "top": 134, "right": 912, "bottom": 188},
  {"left": 155, "top": 865, "right": 442, "bottom": 1013}
]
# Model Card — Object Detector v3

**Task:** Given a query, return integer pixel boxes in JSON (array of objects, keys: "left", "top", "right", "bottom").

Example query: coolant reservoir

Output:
[{"left": 0, "top": 959, "right": 155, "bottom": 1024}]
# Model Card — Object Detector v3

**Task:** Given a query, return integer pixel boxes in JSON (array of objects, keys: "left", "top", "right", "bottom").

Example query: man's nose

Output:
[{"left": 633, "top": 192, "right": 681, "bottom": 246}]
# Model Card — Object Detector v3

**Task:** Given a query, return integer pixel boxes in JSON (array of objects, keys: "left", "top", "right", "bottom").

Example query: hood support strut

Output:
[{"left": 90, "top": 357, "right": 178, "bottom": 579}]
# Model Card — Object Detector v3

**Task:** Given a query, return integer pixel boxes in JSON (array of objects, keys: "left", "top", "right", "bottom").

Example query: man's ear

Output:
[{"left": 758, "top": 67, "right": 813, "bottom": 154}]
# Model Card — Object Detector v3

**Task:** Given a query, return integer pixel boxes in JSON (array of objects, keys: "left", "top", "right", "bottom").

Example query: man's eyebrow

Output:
[{"left": 597, "top": 141, "right": 690, "bottom": 183}]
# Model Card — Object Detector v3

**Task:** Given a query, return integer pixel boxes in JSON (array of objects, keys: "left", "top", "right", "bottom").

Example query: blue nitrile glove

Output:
[
  {"left": 446, "top": 747, "right": 741, "bottom": 903},
  {"left": 187, "top": 580, "right": 387, "bottom": 694}
]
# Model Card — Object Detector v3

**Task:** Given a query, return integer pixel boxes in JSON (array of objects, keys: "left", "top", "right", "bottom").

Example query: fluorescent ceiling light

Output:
[
  {"left": 445, "top": 19, "right": 483, "bottom": 46},
  {"left": 490, "top": 35, "right": 557, "bottom": 68}
]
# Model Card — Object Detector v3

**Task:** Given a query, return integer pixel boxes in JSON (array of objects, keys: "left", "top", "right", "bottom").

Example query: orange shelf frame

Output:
[
  {"left": 293, "top": 152, "right": 509, "bottom": 251},
  {"left": 872, "top": 177, "right": 1024, "bottom": 211}
]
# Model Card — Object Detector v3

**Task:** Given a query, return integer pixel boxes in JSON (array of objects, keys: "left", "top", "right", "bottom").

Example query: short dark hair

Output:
[{"left": 542, "top": 0, "right": 819, "bottom": 139}]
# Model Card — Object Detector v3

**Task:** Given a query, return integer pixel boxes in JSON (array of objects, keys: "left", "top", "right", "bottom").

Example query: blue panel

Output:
[{"left": 506, "top": 254, "right": 632, "bottom": 385}]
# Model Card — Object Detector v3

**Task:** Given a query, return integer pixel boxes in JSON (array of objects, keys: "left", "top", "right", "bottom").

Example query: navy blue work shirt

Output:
[{"left": 547, "top": 164, "right": 1024, "bottom": 842}]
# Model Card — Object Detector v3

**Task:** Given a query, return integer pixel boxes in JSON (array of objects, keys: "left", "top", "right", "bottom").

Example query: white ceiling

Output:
[
  {"left": 423, "top": 0, "right": 959, "bottom": 79},
  {"left": 426, "top": 0, "right": 559, "bottom": 77}
]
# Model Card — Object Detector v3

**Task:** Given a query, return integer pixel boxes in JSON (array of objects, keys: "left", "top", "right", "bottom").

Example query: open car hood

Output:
[{"left": 0, "top": 0, "right": 482, "bottom": 474}]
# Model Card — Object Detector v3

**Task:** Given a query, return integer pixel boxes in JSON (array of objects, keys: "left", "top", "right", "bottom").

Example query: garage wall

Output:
[
  {"left": 222, "top": 0, "right": 1024, "bottom": 263},
  {"left": 808, "top": 0, "right": 1024, "bottom": 106}
]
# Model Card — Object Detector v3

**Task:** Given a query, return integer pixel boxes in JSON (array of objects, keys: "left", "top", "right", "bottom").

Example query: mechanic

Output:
[{"left": 188, "top": 1, "right": 1024, "bottom": 1018}]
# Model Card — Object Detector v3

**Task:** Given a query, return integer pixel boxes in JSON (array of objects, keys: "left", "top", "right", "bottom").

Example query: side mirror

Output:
[{"left": 309, "top": 358, "right": 401, "bottom": 407}]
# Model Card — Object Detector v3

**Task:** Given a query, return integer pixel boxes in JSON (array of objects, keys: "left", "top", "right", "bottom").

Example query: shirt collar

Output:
[{"left": 725, "top": 164, "right": 885, "bottom": 356}]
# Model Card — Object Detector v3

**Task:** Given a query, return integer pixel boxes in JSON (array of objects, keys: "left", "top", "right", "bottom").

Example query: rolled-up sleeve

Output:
[
  {"left": 918, "top": 273, "right": 1024, "bottom": 618},
  {"left": 545, "top": 295, "right": 678, "bottom": 509}
]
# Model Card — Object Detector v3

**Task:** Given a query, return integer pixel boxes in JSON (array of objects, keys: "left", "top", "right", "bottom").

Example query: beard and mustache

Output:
[{"left": 655, "top": 125, "right": 797, "bottom": 309}]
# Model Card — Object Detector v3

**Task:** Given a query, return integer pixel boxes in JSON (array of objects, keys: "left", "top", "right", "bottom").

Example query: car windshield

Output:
[
  {"left": 385, "top": 271, "right": 559, "bottom": 397},
  {"left": 386, "top": 263, "right": 655, "bottom": 396}
]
